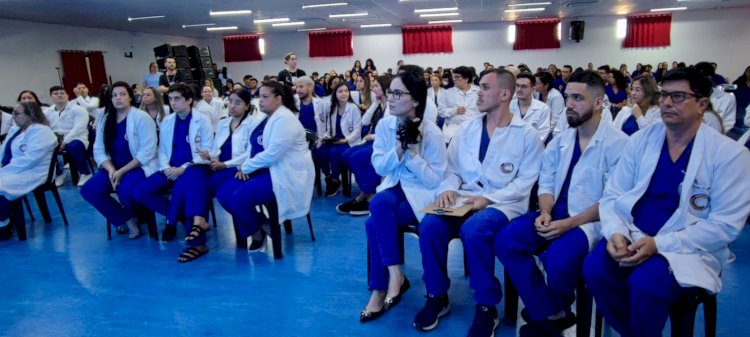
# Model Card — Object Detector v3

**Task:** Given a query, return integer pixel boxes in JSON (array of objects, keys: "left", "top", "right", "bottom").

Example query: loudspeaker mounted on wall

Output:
[{"left": 569, "top": 20, "right": 585, "bottom": 43}]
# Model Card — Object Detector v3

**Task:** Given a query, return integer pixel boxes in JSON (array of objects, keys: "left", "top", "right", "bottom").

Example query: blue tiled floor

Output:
[{"left": 0, "top": 184, "right": 747, "bottom": 336}]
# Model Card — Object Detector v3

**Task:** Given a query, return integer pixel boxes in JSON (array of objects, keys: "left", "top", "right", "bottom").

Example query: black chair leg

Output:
[
  {"left": 576, "top": 280, "right": 593, "bottom": 337},
  {"left": 145, "top": 211, "right": 158, "bottom": 240},
  {"left": 209, "top": 200, "right": 217, "bottom": 228},
  {"left": 10, "top": 199, "right": 26, "bottom": 241},
  {"left": 503, "top": 273, "right": 518, "bottom": 326},
  {"left": 306, "top": 213, "right": 315, "bottom": 241},
  {"left": 283, "top": 220, "right": 293, "bottom": 235},
  {"left": 267, "top": 202, "right": 283, "bottom": 259},
  {"left": 50, "top": 188, "right": 69, "bottom": 226},
  {"left": 231, "top": 215, "right": 247, "bottom": 249},
  {"left": 314, "top": 165, "right": 322, "bottom": 197},
  {"left": 33, "top": 190, "right": 52, "bottom": 223},
  {"left": 106, "top": 220, "right": 112, "bottom": 240},
  {"left": 341, "top": 165, "right": 352, "bottom": 198},
  {"left": 704, "top": 295, "right": 717, "bottom": 337},
  {"left": 22, "top": 196, "right": 35, "bottom": 221},
  {"left": 594, "top": 311, "right": 603, "bottom": 337}
]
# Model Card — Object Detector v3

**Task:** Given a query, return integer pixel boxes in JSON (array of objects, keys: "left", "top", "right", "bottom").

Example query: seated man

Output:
[
  {"left": 495, "top": 70, "right": 628, "bottom": 336},
  {"left": 46, "top": 86, "right": 92, "bottom": 186},
  {"left": 583, "top": 67, "right": 750, "bottom": 337},
  {"left": 414, "top": 69, "right": 543, "bottom": 337}
]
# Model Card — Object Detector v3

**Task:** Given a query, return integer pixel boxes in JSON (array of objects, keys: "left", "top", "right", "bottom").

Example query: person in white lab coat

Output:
[
  {"left": 612, "top": 74, "right": 662, "bottom": 136},
  {"left": 510, "top": 73, "right": 551, "bottom": 142},
  {"left": 359, "top": 68, "right": 447, "bottom": 323},
  {"left": 495, "top": 70, "right": 628, "bottom": 336},
  {"left": 437, "top": 66, "right": 480, "bottom": 143},
  {"left": 696, "top": 62, "right": 736, "bottom": 133},
  {"left": 216, "top": 81, "right": 314, "bottom": 252},
  {"left": 583, "top": 67, "right": 750, "bottom": 337},
  {"left": 81, "top": 81, "right": 159, "bottom": 239},
  {"left": 535, "top": 72, "right": 566, "bottom": 139},
  {"left": 351, "top": 74, "right": 377, "bottom": 118},
  {"left": 414, "top": 69, "right": 543, "bottom": 336},
  {"left": 139, "top": 86, "right": 170, "bottom": 132},
  {"left": 0, "top": 102, "right": 57, "bottom": 240},
  {"left": 46, "top": 86, "right": 93, "bottom": 186},
  {"left": 317, "top": 83, "right": 362, "bottom": 197},
  {"left": 0, "top": 112, "right": 11, "bottom": 142},
  {"left": 73, "top": 82, "right": 99, "bottom": 117},
  {"left": 195, "top": 85, "right": 224, "bottom": 132}
]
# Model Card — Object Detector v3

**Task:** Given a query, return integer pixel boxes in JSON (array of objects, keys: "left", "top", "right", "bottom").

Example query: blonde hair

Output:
[{"left": 139, "top": 86, "right": 166, "bottom": 122}]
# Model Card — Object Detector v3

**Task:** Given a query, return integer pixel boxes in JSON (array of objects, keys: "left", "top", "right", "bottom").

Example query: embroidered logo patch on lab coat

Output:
[
  {"left": 500, "top": 162, "right": 514, "bottom": 174},
  {"left": 690, "top": 194, "right": 710, "bottom": 211}
]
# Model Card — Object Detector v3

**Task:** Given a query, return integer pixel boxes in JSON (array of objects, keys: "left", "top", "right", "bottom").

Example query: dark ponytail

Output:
[
  {"left": 395, "top": 66, "right": 427, "bottom": 150},
  {"left": 261, "top": 81, "right": 298, "bottom": 113},
  {"left": 104, "top": 81, "right": 134, "bottom": 155}
]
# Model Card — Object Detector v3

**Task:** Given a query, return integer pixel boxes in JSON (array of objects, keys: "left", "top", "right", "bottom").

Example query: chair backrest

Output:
[
  {"left": 304, "top": 130, "right": 317, "bottom": 150},
  {"left": 44, "top": 138, "right": 63, "bottom": 185}
]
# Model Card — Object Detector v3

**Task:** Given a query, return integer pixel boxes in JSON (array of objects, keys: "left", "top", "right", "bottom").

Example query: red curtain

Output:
[
  {"left": 223, "top": 35, "right": 262, "bottom": 62},
  {"left": 87, "top": 51, "right": 108, "bottom": 93},
  {"left": 623, "top": 14, "right": 671, "bottom": 48},
  {"left": 402, "top": 25, "right": 453, "bottom": 54},
  {"left": 308, "top": 30, "right": 353, "bottom": 58},
  {"left": 513, "top": 19, "right": 560, "bottom": 50},
  {"left": 60, "top": 50, "right": 89, "bottom": 97}
]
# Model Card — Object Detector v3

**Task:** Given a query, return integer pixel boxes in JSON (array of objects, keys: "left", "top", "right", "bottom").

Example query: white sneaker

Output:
[
  {"left": 77, "top": 174, "right": 92, "bottom": 187},
  {"left": 54, "top": 171, "right": 67, "bottom": 187}
]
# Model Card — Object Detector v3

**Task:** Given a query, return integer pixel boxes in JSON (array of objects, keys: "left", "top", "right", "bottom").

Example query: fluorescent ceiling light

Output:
[
  {"left": 419, "top": 12, "right": 460, "bottom": 18},
  {"left": 182, "top": 23, "right": 215, "bottom": 28},
  {"left": 650, "top": 7, "right": 687, "bottom": 12},
  {"left": 127, "top": 15, "right": 165, "bottom": 22},
  {"left": 361, "top": 23, "right": 392, "bottom": 28},
  {"left": 255, "top": 18, "right": 290, "bottom": 23},
  {"left": 429, "top": 19, "right": 463, "bottom": 24},
  {"left": 298, "top": 27, "right": 327, "bottom": 31},
  {"left": 415, "top": 7, "right": 458, "bottom": 13},
  {"left": 329, "top": 12, "right": 368, "bottom": 18},
  {"left": 508, "top": 2, "right": 552, "bottom": 7},
  {"left": 272, "top": 21, "right": 306, "bottom": 27},
  {"left": 504, "top": 8, "right": 545, "bottom": 13},
  {"left": 302, "top": 2, "right": 348, "bottom": 9},
  {"left": 206, "top": 26, "right": 238, "bottom": 31},
  {"left": 209, "top": 10, "right": 252, "bottom": 16}
]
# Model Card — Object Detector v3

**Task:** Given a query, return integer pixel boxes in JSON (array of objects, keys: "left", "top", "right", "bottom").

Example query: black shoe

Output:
[
  {"left": 467, "top": 305, "right": 499, "bottom": 337},
  {"left": 336, "top": 198, "right": 357, "bottom": 214},
  {"left": 360, "top": 307, "right": 386, "bottom": 323},
  {"left": 248, "top": 229, "right": 266, "bottom": 252},
  {"left": 0, "top": 224, "right": 13, "bottom": 241},
  {"left": 414, "top": 293, "right": 451, "bottom": 331},
  {"left": 161, "top": 225, "right": 177, "bottom": 242},
  {"left": 521, "top": 308, "right": 532, "bottom": 323},
  {"left": 519, "top": 313, "right": 576, "bottom": 337},
  {"left": 325, "top": 177, "right": 340, "bottom": 197},
  {"left": 349, "top": 199, "right": 370, "bottom": 216},
  {"left": 383, "top": 277, "right": 410, "bottom": 310}
]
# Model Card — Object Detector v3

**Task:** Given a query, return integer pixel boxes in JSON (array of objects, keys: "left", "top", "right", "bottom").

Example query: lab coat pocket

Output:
[{"left": 687, "top": 181, "right": 711, "bottom": 217}]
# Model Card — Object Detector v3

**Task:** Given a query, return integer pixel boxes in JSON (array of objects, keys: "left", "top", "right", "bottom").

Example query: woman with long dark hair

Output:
[
  {"left": 359, "top": 67, "right": 447, "bottom": 322},
  {"left": 352, "top": 60, "right": 365, "bottom": 75},
  {"left": 318, "top": 82, "right": 362, "bottom": 196},
  {"left": 605, "top": 70, "right": 629, "bottom": 116},
  {"left": 81, "top": 81, "right": 159, "bottom": 239},
  {"left": 365, "top": 58, "right": 377, "bottom": 72}
]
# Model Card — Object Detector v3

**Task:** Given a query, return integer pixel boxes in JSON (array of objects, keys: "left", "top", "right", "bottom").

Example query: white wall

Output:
[
  {"left": 0, "top": 18, "right": 200, "bottom": 104},
  {"left": 206, "top": 7, "right": 750, "bottom": 83}
]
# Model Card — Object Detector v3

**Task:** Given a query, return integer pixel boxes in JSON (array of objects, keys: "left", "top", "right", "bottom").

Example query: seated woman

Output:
[
  {"left": 139, "top": 86, "right": 170, "bottom": 132},
  {"left": 336, "top": 75, "right": 390, "bottom": 216},
  {"left": 605, "top": 70, "right": 629, "bottom": 117},
  {"left": 0, "top": 102, "right": 57, "bottom": 240},
  {"left": 612, "top": 75, "right": 661, "bottom": 136},
  {"left": 81, "top": 81, "right": 159, "bottom": 239},
  {"left": 360, "top": 68, "right": 447, "bottom": 322},
  {"left": 133, "top": 83, "right": 214, "bottom": 262},
  {"left": 216, "top": 81, "right": 314, "bottom": 251},
  {"left": 318, "top": 82, "right": 362, "bottom": 197}
]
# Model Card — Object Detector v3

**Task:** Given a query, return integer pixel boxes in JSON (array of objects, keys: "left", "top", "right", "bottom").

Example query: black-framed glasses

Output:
[
  {"left": 386, "top": 89, "right": 411, "bottom": 100},
  {"left": 658, "top": 90, "right": 702, "bottom": 103}
]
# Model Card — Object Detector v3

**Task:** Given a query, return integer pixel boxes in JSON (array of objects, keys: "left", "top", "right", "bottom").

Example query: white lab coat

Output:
[
  {"left": 539, "top": 118, "right": 628, "bottom": 249},
  {"left": 0, "top": 112, "right": 12, "bottom": 138},
  {"left": 599, "top": 122, "right": 750, "bottom": 293},
  {"left": 710, "top": 88, "right": 736, "bottom": 133},
  {"left": 241, "top": 106, "right": 315, "bottom": 223},
  {"left": 74, "top": 95, "right": 100, "bottom": 117},
  {"left": 510, "top": 98, "right": 551, "bottom": 142},
  {"left": 702, "top": 111, "right": 723, "bottom": 133},
  {"left": 437, "top": 113, "right": 544, "bottom": 219},
  {"left": 372, "top": 114, "right": 448, "bottom": 221},
  {"left": 195, "top": 99, "right": 223, "bottom": 132},
  {"left": 210, "top": 113, "right": 265, "bottom": 168},
  {"left": 438, "top": 85, "right": 480, "bottom": 143},
  {"left": 318, "top": 101, "right": 362, "bottom": 147},
  {"left": 546, "top": 88, "right": 566, "bottom": 136},
  {"left": 158, "top": 110, "right": 214, "bottom": 170},
  {"left": 45, "top": 102, "right": 90, "bottom": 147},
  {"left": 0, "top": 124, "right": 57, "bottom": 200},
  {"left": 351, "top": 90, "right": 379, "bottom": 125},
  {"left": 93, "top": 107, "right": 159, "bottom": 177},
  {"left": 611, "top": 105, "right": 662, "bottom": 133}
]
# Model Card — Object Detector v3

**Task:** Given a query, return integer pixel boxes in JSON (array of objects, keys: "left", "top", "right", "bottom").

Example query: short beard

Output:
[{"left": 567, "top": 108, "right": 594, "bottom": 127}]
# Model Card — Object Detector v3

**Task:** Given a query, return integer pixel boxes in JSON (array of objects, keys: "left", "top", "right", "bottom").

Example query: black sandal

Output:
[
  {"left": 177, "top": 246, "right": 208, "bottom": 263},
  {"left": 184, "top": 224, "right": 209, "bottom": 241}
]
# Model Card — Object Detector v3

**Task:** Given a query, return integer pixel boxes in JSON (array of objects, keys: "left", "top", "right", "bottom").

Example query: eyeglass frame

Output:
[
  {"left": 386, "top": 88, "right": 411, "bottom": 100},
  {"left": 658, "top": 90, "right": 703, "bottom": 104}
]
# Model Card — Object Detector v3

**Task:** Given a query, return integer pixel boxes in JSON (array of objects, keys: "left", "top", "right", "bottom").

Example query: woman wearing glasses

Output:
[
  {"left": 612, "top": 75, "right": 662, "bottom": 136},
  {"left": 359, "top": 66, "right": 447, "bottom": 323}
]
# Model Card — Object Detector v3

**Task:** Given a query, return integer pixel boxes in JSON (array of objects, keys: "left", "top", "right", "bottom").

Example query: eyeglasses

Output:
[
  {"left": 658, "top": 91, "right": 702, "bottom": 103},
  {"left": 386, "top": 89, "right": 411, "bottom": 100}
]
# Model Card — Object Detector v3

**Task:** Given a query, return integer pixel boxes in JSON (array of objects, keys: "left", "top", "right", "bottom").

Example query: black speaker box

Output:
[
  {"left": 187, "top": 46, "right": 211, "bottom": 59},
  {"left": 182, "top": 69, "right": 193, "bottom": 81},
  {"left": 157, "top": 58, "right": 166, "bottom": 69},
  {"left": 569, "top": 21, "right": 585, "bottom": 42},
  {"left": 198, "top": 46, "right": 211, "bottom": 57},
  {"left": 172, "top": 45, "right": 188, "bottom": 57},
  {"left": 175, "top": 57, "right": 191, "bottom": 69},
  {"left": 153, "top": 44, "right": 172, "bottom": 58},
  {"left": 202, "top": 68, "right": 216, "bottom": 79}
]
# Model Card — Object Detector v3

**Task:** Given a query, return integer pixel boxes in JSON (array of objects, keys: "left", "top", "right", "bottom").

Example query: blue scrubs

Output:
[
  {"left": 322, "top": 113, "right": 350, "bottom": 179},
  {"left": 479, "top": 116, "right": 490, "bottom": 163},
  {"left": 218, "top": 134, "right": 233, "bottom": 162},
  {"left": 64, "top": 139, "right": 92, "bottom": 175},
  {"left": 298, "top": 102, "right": 317, "bottom": 133},
  {"left": 495, "top": 135, "right": 589, "bottom": 321},
  {"left": 81, "top": 118, "right": 148, "bottom": 228},
  {"left": 606, "top": 85, "right": 628, "bottom": 116},
  {"left": 621, "top": 115, "right": 639, "bottom": 136},
  {"left": 0, "top": 130, "right": 23, "bottom": 222},
  {"left": 583, "top": 138, "right": 700, "bottom": 337},
  {"left": 342, "top": 142, "right": 379, "bottom": 194}
]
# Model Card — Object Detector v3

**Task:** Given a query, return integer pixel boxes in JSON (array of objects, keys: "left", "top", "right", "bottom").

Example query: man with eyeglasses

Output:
[
  {"left": 437, "top": 66, "right": 480, "bottom": 144},
  {"left": 510, "top": 73, "right": 551, "bottom": 142},
  {"left": 583, "top": 67, "right": 750, "bottom": 337}
]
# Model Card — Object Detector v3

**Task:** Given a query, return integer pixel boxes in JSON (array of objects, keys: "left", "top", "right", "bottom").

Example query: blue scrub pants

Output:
[
  {"left": 342, "top": 142, "right": 380, "bottom": 194},
  {"left": 494, "top": 211, "right": 589, "bottom": 321},
  {"left": 216, "top": 170, "right": 274, "bottom": 241},
  {"left": 365, "top": 185, "right": 417, "bottom": 290},
  {"left": 419, "top": 208, "right": 510, "bottom": 305},
  {"left": 80, "top": 168, "right": 146, "bottom": 228},
  {"left": 64, "top": 140, "right": 91, "bottom": 175},
  {"left": 208, "top": 167, "right": 238, "bottom": 197},
  {"left": 583, "top": 240, "right": 700, "bottom": 337},
  {"left": 319, "top": 143, "right": 349, "bottom": 179}
]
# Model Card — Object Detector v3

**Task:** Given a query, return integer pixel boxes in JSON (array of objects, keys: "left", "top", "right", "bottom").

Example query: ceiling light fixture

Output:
[
  {"left": 127, "top": 15, "right": 165, "bottom": 22},
  {"left": 329, "top": 12, "right": 368, "bottom": 18},
  {"left": 508, "top": 2, "right": 552, "bottom": 7},
  {"left": 650, "top": 7, "right": 687, "bottom": 12},
  {"left": 206, "top": 26, "right": 238, "bottom": 31},
  {"left": 361, "top": 23, "right": 392, "bottom": 28},
  {"left": 428, "top": 19, "right": 463, "bottom": 24},
  {"left": 209, "top": 10, "right": 252, "bottom": 16},
  {"left": 272, "top": 21, "right": 306, "bottom": 27},
  {"left": 298, "top": 27, "right": 327, "bottom": 31},
  {"left": 414, "top": 7, "right": 458, "bottom": 13},
  {"left": 302, "top": 2, "right": 348, "bottom": 9},
  {"left": 419, "top": 12, "right": 460, "bottom": 18},
  {"left": 182, "top": 23, "right": 215, "bottom": 28},
  {"left": 255, "top": 18, "right": 290, "bottom": 24},
  {"left": 504, "top": 8, "right": 545, "bottom": 13}
]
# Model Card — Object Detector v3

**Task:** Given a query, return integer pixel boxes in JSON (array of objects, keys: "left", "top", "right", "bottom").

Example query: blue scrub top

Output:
[
  {"left": 169, "top": 113, "right": 193, "bottom": 167},
  {"left": 622, "top": 115, "right": 640, "bottom": 136},
  {"left": 1, "top": 129, "right": 21, "bottom": 166},
  {"left": 631, "top": 138, "right": 694, "bottom": 237},
  {"left": 219, "top": 133, "right": 233, "bottom": 162},
  {"left": 299, "top": 102, "right": 317, "bottom": 133},
  {"left": 248, "top": 118, "right": 270, "bottom": 176},
  {"left": 111, "top": 118, "right": 134, "bottom": 169},
  {"left": 605, "top": 85, "right": 628, "bottom": 115},
  {"left": 479, "top": 116, "right": 490, "bottom": 163},
  {"left": 551, "top": 132, "right": 582, "bottom": 220},
  {"left": 334, "top": 113, "right": 345, "bottom": 139}
]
